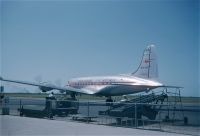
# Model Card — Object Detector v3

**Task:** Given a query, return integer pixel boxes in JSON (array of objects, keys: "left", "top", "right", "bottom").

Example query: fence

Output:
[{"left": 0, "top": 97, "right": 200, "bottom": 134}]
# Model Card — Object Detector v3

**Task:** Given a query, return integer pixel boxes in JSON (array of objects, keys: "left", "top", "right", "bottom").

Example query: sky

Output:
[{"left": 0, "top": 0, "right": 199, "bottom": 96}]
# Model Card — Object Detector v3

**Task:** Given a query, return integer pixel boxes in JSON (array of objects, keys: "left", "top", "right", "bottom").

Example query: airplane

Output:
[{"left": 0, "top": 45, "right": 173, "bottom": 102}]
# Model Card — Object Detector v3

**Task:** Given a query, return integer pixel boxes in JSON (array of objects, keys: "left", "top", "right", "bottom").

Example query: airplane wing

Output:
[{"left": 0, "top": 76, "right": 95, "bottom": 95}]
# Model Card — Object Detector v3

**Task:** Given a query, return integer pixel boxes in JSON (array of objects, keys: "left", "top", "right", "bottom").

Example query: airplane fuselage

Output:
[{"left": 68, "top": 75, "right": 162, "bottom": 96}]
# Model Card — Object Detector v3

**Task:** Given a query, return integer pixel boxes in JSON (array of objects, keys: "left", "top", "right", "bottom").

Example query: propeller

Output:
[
  {"left": 34, "top": 75, "right": 53, "bottom": 93},
  {"left": 34, "top": 75, "right": 64, "bottom": 94}
]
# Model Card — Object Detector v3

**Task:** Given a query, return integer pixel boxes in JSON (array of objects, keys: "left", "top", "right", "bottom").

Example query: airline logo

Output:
[{"left": 144, "top": 59, "right": 150, "bottom": 63}]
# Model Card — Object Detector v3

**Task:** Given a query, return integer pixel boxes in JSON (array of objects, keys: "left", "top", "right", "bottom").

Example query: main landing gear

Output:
[
  {"left": 106, "top": 96, "right": 113, "bottom": 103},
  {"left": 70, "top": 92, "right": 77, "bottom": 101}
]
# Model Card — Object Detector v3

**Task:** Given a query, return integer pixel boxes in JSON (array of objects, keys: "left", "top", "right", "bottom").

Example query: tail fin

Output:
[{"left": 132, "top": 45, "right": 158, "bottom": 79}]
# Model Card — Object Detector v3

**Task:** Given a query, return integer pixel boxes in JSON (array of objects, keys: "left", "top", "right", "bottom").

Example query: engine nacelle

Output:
[{"left": 39, "top": 86, "right": 53, "bottom": 92}]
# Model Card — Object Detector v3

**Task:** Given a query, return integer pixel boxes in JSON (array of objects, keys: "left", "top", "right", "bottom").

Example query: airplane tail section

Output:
[{"left": 132, "top": 45, "right": 158, "bottom": 79}]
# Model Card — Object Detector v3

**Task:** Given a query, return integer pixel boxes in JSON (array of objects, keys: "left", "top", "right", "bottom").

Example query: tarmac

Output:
[{"left": 1, "top": 115, "right": 187, "bottom": 136}]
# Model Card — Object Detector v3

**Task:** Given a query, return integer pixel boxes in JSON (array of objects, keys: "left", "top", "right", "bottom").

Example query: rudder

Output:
[{"left": 132, "top": 45, "right": 158, "bottom": 79}]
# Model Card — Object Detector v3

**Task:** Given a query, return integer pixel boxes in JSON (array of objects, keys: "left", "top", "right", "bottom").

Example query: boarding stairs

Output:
[{"left": 101, "top": 93, "right": 168, "bottom": 120}]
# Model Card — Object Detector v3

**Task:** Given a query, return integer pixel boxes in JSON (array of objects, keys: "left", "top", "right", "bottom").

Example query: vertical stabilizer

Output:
[{"left": 132, "top": 45, "right": 158, "bottom": 79}]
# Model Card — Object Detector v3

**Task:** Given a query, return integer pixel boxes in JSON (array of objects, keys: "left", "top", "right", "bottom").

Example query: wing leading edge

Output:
[{"left": 0, "top": 77, "right": 95, "bottom": 95}]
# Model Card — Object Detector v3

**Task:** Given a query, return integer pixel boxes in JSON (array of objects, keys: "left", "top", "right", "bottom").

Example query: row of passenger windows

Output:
[{"left": 70, "top": 82, "right": 113, "bottom": 86}]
